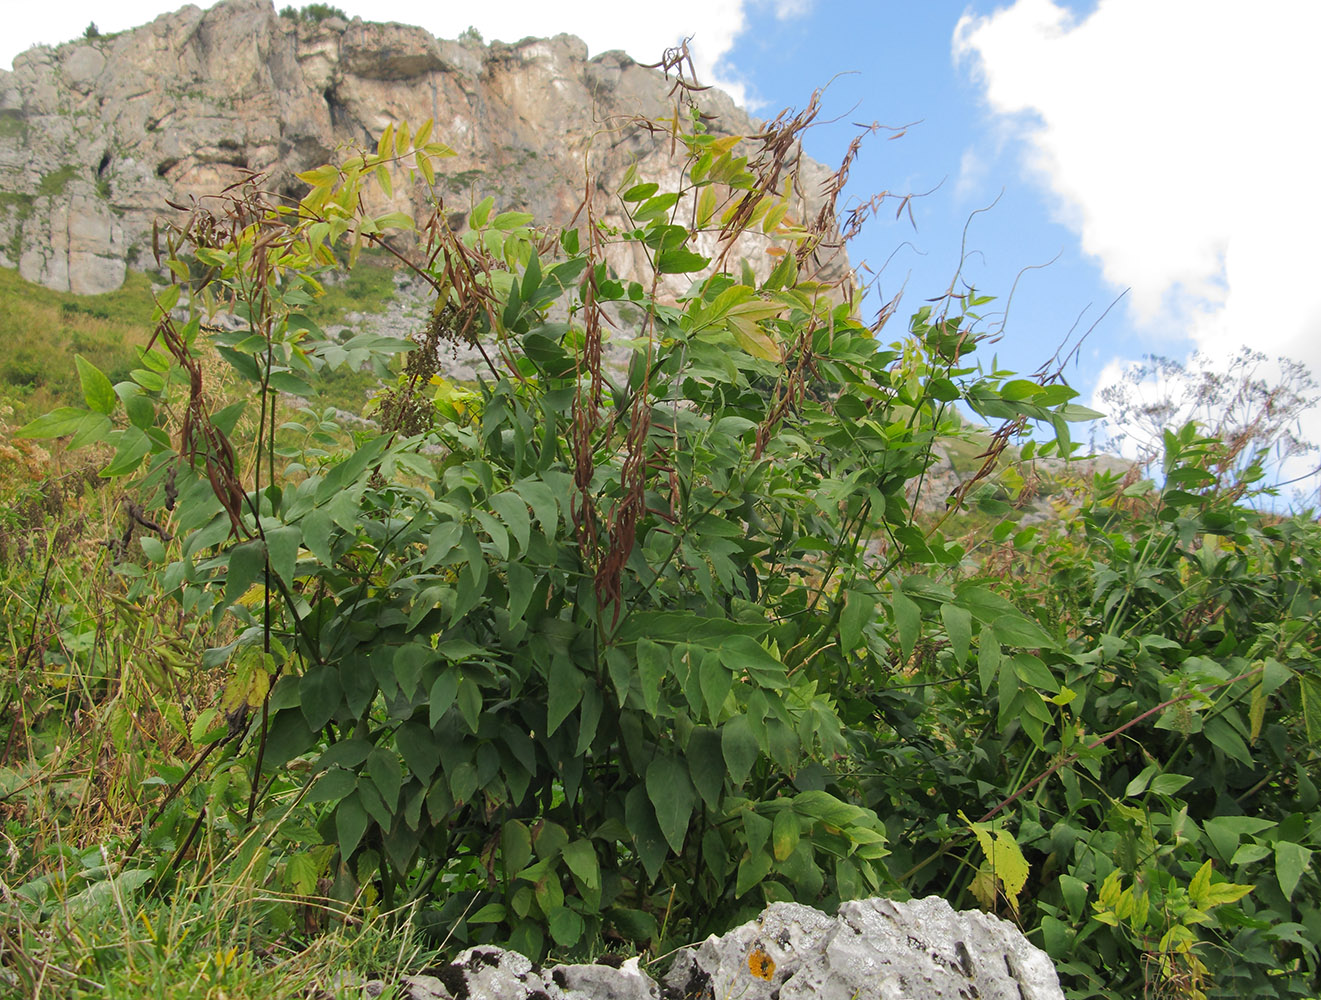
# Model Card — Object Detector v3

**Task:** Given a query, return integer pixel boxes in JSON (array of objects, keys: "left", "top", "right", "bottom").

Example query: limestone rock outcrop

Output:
[
  {"left": 339, "top": 897, "right": 1062, "bottom": 1000},
  {"left": 662, "top": 897, "right": 1064, "bottom": 1000},
  {"left": 0, "top": 0, "right": 843, "bottom": 295}
]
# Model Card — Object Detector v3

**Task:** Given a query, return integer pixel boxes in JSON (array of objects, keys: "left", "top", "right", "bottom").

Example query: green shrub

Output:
[
  {"left": 21, "top": 101, "right": 1317, "bottom": 999},
  {"left": 279, "top": 4, "right": 347, "bottom": 24},
  {"left": 20, "top": 111, "right": 1090, "bottom": 960}
]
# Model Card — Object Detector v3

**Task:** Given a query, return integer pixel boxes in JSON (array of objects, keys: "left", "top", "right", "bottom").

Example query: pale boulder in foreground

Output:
[{"left": 354, "top": 896, "right": 1063, "bottom": 1000}]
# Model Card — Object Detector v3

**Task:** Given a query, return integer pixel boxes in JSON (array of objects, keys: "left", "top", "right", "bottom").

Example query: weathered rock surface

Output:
[
  {"left": 338, "top": 946, "right": 659, "bottom": 1000},
  {"left": 663, "top": 897, "right": 1063, "bottom": 1000},
  {"left": 0, "top": 0, "right": 844, "bottom": 296},
  {"left": 340, "top": 897, "right": 1062, "bottom": 1000}
]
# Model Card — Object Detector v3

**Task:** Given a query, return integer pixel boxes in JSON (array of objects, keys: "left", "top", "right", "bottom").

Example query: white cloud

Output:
[
  {"left": 2, "top": 0, "right": 808, "bottom": 109},
  {"left": 954, "top": 0, "right": 1321, "bottom": 372},
  {"left": 956, "top": 0, "right": 1321, "bottom": 499},
  {"left": 955, "top": 147, "right": 985, "bottom": 200}
]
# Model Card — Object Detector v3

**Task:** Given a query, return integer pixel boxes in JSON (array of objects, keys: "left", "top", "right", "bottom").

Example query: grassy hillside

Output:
[{"left": 0, "top": 255, "right": 399, "bottom": 420}]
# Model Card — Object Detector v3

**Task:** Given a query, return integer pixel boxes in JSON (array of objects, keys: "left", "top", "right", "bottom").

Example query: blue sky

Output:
[{"left": 7, "top": 2, "right": 1320, "bottom": 495}]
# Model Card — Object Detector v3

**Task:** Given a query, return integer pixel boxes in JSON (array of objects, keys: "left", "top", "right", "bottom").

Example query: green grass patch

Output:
[
  {"left": 0, "top": 266, "right": 158, "bottom": 416},
  {"left": 38, "top": 164, "right": 82, "bottom": 198},
  {"left": 0, "top": 110, "right": 27, "bottom": 141},
  {"left": 302, "top": 250, "right": 398, "bottom": 324},
  {"left": 0, "top": 191, "right": 35, "bottom": 217}
]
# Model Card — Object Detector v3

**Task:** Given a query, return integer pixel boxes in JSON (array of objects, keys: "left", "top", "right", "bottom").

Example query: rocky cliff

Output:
[{"left": 0, "top": 0, "right": 841, "bottom": 296}]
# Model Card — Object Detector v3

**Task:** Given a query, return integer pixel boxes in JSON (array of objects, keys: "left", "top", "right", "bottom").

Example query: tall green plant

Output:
[{"left": 20, "top": 108, "right": 1092, "bottom": 957}]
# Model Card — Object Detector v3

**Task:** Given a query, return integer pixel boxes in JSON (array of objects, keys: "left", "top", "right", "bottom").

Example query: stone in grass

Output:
[
  {"left": 358, "top": 946, "right": 660, "bottom": 1000},
  {"left": 660, "top": 896, "right": 1064, "bottom": 1000}
]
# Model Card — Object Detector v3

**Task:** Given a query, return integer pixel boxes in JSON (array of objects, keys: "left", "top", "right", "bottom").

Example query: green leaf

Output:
[
  {"left": 223, "top": 540, "right": 267, "bottom": 610},
  {"left": 941, "top": 603, "right": 971, "bottom": 666},
  {"left": 395, "top": 722, "right": 440, "bottom": 783},
  {"left": 15, "top": 407, "right": 89, "bottom": 439},
  {"left": 513, "top": 479, "right": 558, "bottom": 535},
  {"left": 1010, "top": 653, "right": 1058, "bottom": 693},
  {"left": 561, "top": 839, "right": 600, "bottom": 891},
  {"left": 1276, "top": 841, "right": 1313, "bottom": 898},
  {"left": 892, "top": 592, "right": 920, "bottom": 662},
  {"left": 285, "top": 852, "right": 319, "bottom": 895},
  {"left": 69, "top": 412, "right": 114, "bottom": 451},
  {"left": 546, "top": 657, "right": 583, "bottom": 737},
  {"left": 1205, "top": 717, "right": 1253, "bottom": 765},
  {"left": 307, "top": 767, "right": 356, "bottom": 804},
  {"left": 636, "top": 639, "right": 668, "bottom": 715},
  {"left": 469, "top": 903, "right": 507, "bottom": 924},
  {"left": 840, "top": 589, "right": 875, "bottom": 655},
  {"left": 735, "top": 848, "right": 773, "bottom": 897},
  {"left": 316, "top": 435, "right": 389, "bottom": 504},
  {"left": 699, "top": 653, "right": 733, "bottom": 722},
  {"left": 657, "top": 248, "right": 709, "bottom": 274},
  {"left": 121, "top": 391, "right": 155, "bottom": 429},
  {"left": 301, "top": 508, "right": 335, "bottom": 566},
  {"left": 493, "top": 210, "right": 534, "bottom": 230},
  {"left": 457, "top": 677, "right": 482, "bottom": 733},
  {"left": 548, "top": 907, "right": 585, "bottom": 947},
  {"left": 646, "top": 755, "right": 696, "bottom": 854},
  {"left": 336, "top": 791, "right": 370, "bottom": 859},
  {"left": 742, "top": 808, "right": 772, "bottom": 857},
  {"left": 102, "top": 426, "right": 153, "bottom": 478},
  {"left": 1301, "top": 674, "right": 1321, "bottom": 744},
  {"left": 717, "top": 635, "right": 786, "bottom": 688},
  {"left": 992, "top": 614, "right": 1056, "bottom": 650},
  {"left": 1201, "top": 815, "right": 1275, "bottom": 863},
  {"left": 366, "top": 748, "right": 403, "bottom": 809},
  {"left": 625, "top": 785, "right": 668, "bottom": 883},
  {"left": 490, "top": 492, "right": 531, "bottom": 553},
  {"left": 772, "top": 809, "right": 800, "bottom": 862},
  {"left": 507, "top": 563, "right": 535, "bottom": 628},
  {"left": 792, "top": 790, "right": 863, "bottom": 827},
  {"left": 722, "top": 715, "right": 759, "bottom": 787},
  {"left": 315, "top": 739, "right": 372, "bottom": 772},
  {"left": 264, "top": 525, "right": 301, "bottom": 585},
  {"left": 393, "top": 643, "right": 431, "bottom": 699},
  {"left": 1149, "top": 773, "right": 1193, "bottom": 797},
  {"left": 470, "top": 196, "right": 495, "bottom": 228},
  {"left": 429, "top": 670, "right": 459, "bottom": 727},
  {"left": 621, "top": 182, "right": 659, "bottom": 202},
  {"left": 450, "top": 761, "right": 479, "bottom": 804},
  {"left": 300, "top": 665, "right": 342, "bottom": 731},
  {"left": 503, "top": 820, "right": 532, "bottom": 879},
  {"left": 76, "top": 356, "right": 116, "bottom": 414},
  {"left": 687, "top": 726, "right": 724, "bottom": 811}
]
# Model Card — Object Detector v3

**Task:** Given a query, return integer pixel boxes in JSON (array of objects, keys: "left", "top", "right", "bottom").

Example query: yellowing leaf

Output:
[
  {"left": 960, "top": 810, "right": 1030, "bottom": 913},
  {"left": 696, "top": 185, "right": 718, "bottom": 228},
  {"left": 1249, "top": 679, "right": 1266, "bottom": 744},
  {"left": 710, "top": 134, "right": 743, "bottom": 155},
  {"left": 296, "top": 164, "right": 339, "bottom": 186},
  {"left": 729, "top": 315, "right": 780, "bottom": 361},
  {"left": 726, "top": 300, "right": 788, "bottom": 322},
  {"left": 761, "top": 199, "right": 789, "bottom": 234},
  {"left": 772, "top": 809, "right": 800, "bottom": 862},
  {"left": 969, "top": 868, "right": 998, "bottom": 911}
]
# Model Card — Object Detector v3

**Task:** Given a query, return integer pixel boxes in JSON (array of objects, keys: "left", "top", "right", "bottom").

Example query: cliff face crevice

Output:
[{"left": 0, "top": 0, "right": 844, "bottom": 296}]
